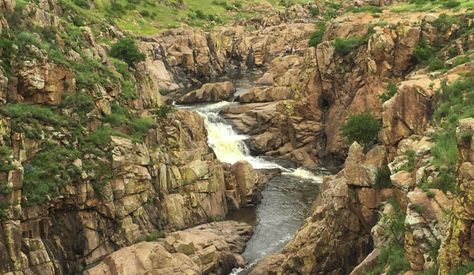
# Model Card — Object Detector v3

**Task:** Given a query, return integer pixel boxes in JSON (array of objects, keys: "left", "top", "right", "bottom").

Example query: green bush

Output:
[
  {"left": 0, "top": 201, "right": 8, "bottom": 220},
  {"left": 23, "top": 144, "right": 81, "bottom": 205},
  {"left": 72, "top": 0, "right": 90, "bottom": 9},
  {"left": 0, "top": 103, "right": 70, "bottom": 129},
  {"left": 399, "top": 149, "right": 416, "bottom": 172},
  {"left": 374, "top": 164, "right": 393, "bottom": 189},
  {"left": 309, "top": 22, "right": 326, "bottom": 47},
  {"left": 341, "top": 112, "right": 381, "bottom": 148},
  {"left": 152, "top": 104, "right": 176, "bottom": 119},
  {"left": 310, "top": 7, "right": 319, "bottom": 16},
  {"left": 409, "top": 203, "right": 425, "bottom": 213},
  {"left": 428, "top": 58, "right": 445, "bottom": 72},
  {"left": 413, "top": 39, "right": 436, "bottom": 64},
  {"left": 348, "top": 5, "right": 382, "bottom": 13},
  {"left": 109, "top": 38, "right": 145, "bottom": 66},
  {"left": 379, "top": 81, "right": 398, "bottom": 102},
  {"left": 105, "top": 102, "right": 156, "bottom": 141},
  {"left": 59, "top": 92, "right": 95, "bottom": 122},
  {"left": 334, "top": 36, "right": 366, "bottom": 55},
  {"left": 449, "top": 262, "right": 474, "bottom": 275},
  {"left": 433, "top": 14, "right": 460, "bottom": 33},
  {"left": 443, "top": 0, "right": 461, "bottom": 8},
  {"left": 0, "top": 146, "right": 15, "bottom": 173},
  {"left": 85, "top": 125, "right": 125, "bottom": 149},
  {"left": 452, "top": 55, "right": 470, "bottom": 67}
]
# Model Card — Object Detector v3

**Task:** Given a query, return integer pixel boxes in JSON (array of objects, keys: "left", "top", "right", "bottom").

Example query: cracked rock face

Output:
[
  {"left": 83, "top": 221, "right": 253, "bottom": 275},
  {"left": 439, "top": 118, "right": 474, "bottom": 273}
]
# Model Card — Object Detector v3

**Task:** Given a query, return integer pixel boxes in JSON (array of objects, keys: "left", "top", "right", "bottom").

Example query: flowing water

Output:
[{"left": 181, "top": 75, "right": 324, "bottom": 274}]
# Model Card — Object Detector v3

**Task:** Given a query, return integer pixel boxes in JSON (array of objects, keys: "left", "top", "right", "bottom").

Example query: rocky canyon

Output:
[{"left": 0, "top": 0, "right": 473, "bottom": 274}]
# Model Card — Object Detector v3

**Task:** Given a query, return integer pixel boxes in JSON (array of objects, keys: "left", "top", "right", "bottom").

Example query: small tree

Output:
[
  {"left": 341, "top": 112, "right": 381, "bottom": 148},
  {"left": 109, "top": 38, "right": 145, "bottom": 66}
]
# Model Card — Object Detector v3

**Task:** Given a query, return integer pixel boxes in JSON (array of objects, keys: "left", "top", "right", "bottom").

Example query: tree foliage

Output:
[
  {"left": 109, "top": 38, "right": 145, "bottom": 66},
  {"left": 341, "top": 112, "right": 381, "bottom": 147}
]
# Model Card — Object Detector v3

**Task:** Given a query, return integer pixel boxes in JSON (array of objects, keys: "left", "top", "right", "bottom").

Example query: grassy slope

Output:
[{"left": 67, "top": 0, "right": 310, "bottom": 35}]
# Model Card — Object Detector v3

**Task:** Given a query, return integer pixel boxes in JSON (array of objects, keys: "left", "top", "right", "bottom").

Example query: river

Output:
[{"left": 180, "top": 74, "right": 325, "bottom": 274}]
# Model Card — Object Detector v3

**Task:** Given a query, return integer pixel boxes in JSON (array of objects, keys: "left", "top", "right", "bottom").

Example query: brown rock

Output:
[
  {"left": 84, "top": 221, "right": 253, "bottom": 275},
  {"left": 177, "top": 81, "right": 235, "bottom": 104}
]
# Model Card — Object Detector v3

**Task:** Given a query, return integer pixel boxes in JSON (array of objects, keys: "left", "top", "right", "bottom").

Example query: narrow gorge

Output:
[{"left": 0, "top": 0, "right": 473, "bottom": 274}]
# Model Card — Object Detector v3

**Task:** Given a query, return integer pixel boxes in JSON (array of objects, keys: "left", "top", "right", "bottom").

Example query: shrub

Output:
[
  {"left": 121, "top": 80, "right": 139, "bottom": 100},
  {"left": 341, "top": 112, "right": 381, "bottom": 148},
  {"left": 0, "top": 201, "right": 8, "bottom": 220},
  {"left": 0, "top": 103, "right": 69, "bottom": 128},
  {"left": 449, "top": 262, "right": 474, "bottom": 275},
  {"left": 194, "top": 10, "right": 207, "bottom": 20},
  {"left": 310, "top": 7, "right": 319, "bottom": 16},
  {"left": 443, "top": 0, "right": 461, "bottom": 8},
  {"left": 428, "top": 58, "right": 445, "bottom": 72},
  {"left": 22, "top": 144, "right": 81, "bottom": 205},
  {"left": 72, "top": 0, "right": 90, "bottom": 9},
  {"left": 152, "top": 104, "right": 176, "bottom": 119},
  {"left": 409, "top": 203, "right": 425, "bottom": 214},
  {"left": 348, "top": 5, "right": 382, "bottom": 13},
  {"left": 452, "top": 55, "right": 470, "bottom": 67},
  {"left": 0, "top": 146, "right": 15, "bottom": 173},
  {"left": 374, "top": 164, "right": 393, "bottom": 189},
  {"left": 368, "top": 198, "right": 410, "bottom": 275},
  {"left": 426, "top": 190, "right": 435, "bottom": 198},
  {"left": 308, "top": 22, "right": 326, "bottom": 47},
  {"left": 59, "top": 92, "right": 95, "bottom": 122},
  {"left": 433, "top": 14, "right": 459, "bottom": 33},
  {"left": 399, "top": 149, "right": 416, "bottom": 172},
  {"left": 413, "top": 39, "right": 436, "bottom": 64},
  {"left": 109, "top": 38, "right": 145, "bottom": 66},
  {"left": 379, "top": 81, "right": 398, "bottom": 102},
  {"left": 86, "top": 125, "right": 125, "bottom": 148},
  {"left": 334, "top": 36, "right": 366, "bottom": 55}
]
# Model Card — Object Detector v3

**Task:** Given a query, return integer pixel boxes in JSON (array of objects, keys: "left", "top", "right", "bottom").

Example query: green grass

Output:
[
  {"left": 62, "top": 0, "right": 311, "bottom": 35},
  {"left": 367, "top": 198, "right": 410, "bottom": 275},
  {"left": 391, "top": 0, "right": 474, "bottom": 13},
  {"left": 429, "top": 77, "right": 474, "bottom": 194},
  {"left": 135, "top": 229, "right": 165, "bottom": 242},
  {"left": 348, "top": 5, "right": 382, "bottom": 13},
  {"left": 308, "top": 21, "right": 326, "bottom": 47},
  {"left": 428, "top": 58, "right": 446, "bottom": 72},
  {"left": 449, "top": 262, "right": 474, "bottom": 274},
  {"left": 22, "top": 144, "right": 81, "bottom": 205},
  {"left": 334, "top": 36, "right": 367, "bottom": 55},
  {"left": 0, "top": 146, "right": 15, "bottom": 173},
  {"left": 379, "top": 82, "right": 398, "bottom": 102},
  {"left": 409, "top": 203, "right": 425, "bottom": 214}
]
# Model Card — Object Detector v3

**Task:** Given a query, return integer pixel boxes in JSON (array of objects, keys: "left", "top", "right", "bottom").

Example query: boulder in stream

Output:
[{"left": 177, "top": 81, "right": 236, "bottom": 104}]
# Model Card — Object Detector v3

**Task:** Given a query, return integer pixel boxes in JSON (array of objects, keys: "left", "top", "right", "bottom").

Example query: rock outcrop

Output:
[
  {"left": 0, "top": 109, "right": 234, "bottom": 274},
  {"left": 439, "top": 118, "right": 474, "bottom": 273},
  {"left": 84, "top": 221, "right": 253, "bottom": 275},
  {"left": 177, "top": 81, "right": 236, "bottom": 104},
  {"left": 224, "top": 161, "right": 280, "bottom": 210}
]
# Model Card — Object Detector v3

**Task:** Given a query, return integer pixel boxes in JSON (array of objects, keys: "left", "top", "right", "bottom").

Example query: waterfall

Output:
[
  {"left": 197, "top": 101, "right": 285, "bottom": 170},
  {"left": 195, "top": 101, "right": 324, "bottom": 184}
]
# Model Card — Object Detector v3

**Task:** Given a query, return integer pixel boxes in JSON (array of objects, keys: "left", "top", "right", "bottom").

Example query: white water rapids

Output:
[
  {"left": 195, "top": 101, "right": 322, "bottom": 182},
  {"left": 178, "top": 83, "right": 324, "bottom": 274}
]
